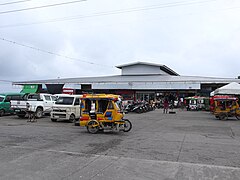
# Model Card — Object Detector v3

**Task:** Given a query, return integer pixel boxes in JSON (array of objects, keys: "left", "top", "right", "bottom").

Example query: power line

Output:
[
  {"left": 0, "top": 0, "right": 214, "bottom": 16},
  {"left": 0, "top": 0, "right": 32, "bottom": 6},
  {"left": 0, "top": 37, "right": 114, "bottom": 68},
  {"left": 0, "top": 79, "right": 13, "bottom": 85},
  {"left": 0, "top": 0, "right": 220, "bottom": 28},
  {"left": 0, "top": 0, "right": 87, "bottom": 15},
  {"left": 0, "top": 79, "right": 12, "bottom": 82},
  {"left": 0, "top": 82, "right": 12, "bottom": 85}
]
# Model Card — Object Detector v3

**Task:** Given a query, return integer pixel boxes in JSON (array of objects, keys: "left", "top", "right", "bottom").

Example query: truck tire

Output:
[
  {"left": 0, "top": 109, "right": 4, "bottom": 117},
  {"left": 35, "top": 107, "right": 43, "bottom": 118},
  {"left": 69, "top": 114, "right": 75, "bottom": 123}
]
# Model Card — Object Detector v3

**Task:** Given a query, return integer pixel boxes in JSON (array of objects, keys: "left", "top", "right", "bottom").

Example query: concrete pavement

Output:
[{"left": 0, "top": 109, "right": 240, "bottom": 179}]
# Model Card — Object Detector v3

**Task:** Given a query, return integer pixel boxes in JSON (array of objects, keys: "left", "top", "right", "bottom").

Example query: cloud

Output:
[{"left": 1, "top": 0, "right": 240, "bottom": 92}]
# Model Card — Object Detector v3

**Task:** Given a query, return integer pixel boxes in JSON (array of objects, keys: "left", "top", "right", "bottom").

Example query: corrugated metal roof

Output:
[
  {"left": 13, "top": 74, "right": 240, "bottom": 85},
  {"left": 116, "top": 61, "right": 164, "bottom": 68}
]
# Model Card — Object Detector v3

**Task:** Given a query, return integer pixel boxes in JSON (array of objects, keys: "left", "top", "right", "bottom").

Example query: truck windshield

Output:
[
  {"left": 0, "top": 96, "right": 4, "bottom": 102},
  {"left": 55, "top": 97, "right": 74, "bottom": 105}
]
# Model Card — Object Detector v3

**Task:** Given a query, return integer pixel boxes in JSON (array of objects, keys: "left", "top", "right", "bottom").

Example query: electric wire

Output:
[
  {"left": 0, "top": 0, "right": 215, "bottom": 16},
  {"left": 0, "top": 0, "right": 223, "bottom": 28},
  {"left": 0, "top": 82, "right": 12, "bottom": 85},
  {"left": 0, "top": 0, "right": 32, "bottom": 6},
  {"left": 0, "top": 80, "right": 13, "bottom": 85},
  {"left": 0, "top": 37, "right": 114, "bottom": 68},
  {"left": 0, "top": 79, "right": 12, "bottom": 82},
  {"left": 0, "top": 0, "right": 87, "bottom": 15}
]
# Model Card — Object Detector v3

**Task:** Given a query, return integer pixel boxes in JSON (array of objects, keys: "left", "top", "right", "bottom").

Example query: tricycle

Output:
[
  {"left": 185, "top": 96, "right": 207, "bottom": 111},
  {"left": 79, "top": 94, "right": 132, "bottom": 133},
  {"left": 213, "top": 96, "right": 240, "bottom": 120}
]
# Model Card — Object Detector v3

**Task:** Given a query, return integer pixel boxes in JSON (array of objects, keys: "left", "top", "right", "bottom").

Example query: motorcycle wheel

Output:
[
  {"left": 219, "top": 113, "right": 228, "bottom": 121},
  {"left": 123, "top": 119, "right": 132, "bottom": 132},
  {"left": 136, "top": 109, "right": 140, "bottom": 113},
  {"left": 87, "top": 120, "right": 99, "bottom": 134}
]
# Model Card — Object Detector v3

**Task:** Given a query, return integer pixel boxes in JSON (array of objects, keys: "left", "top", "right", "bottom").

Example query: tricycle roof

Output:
[{"left": 81, "top": 94, "right": 121, "bottom": 100}]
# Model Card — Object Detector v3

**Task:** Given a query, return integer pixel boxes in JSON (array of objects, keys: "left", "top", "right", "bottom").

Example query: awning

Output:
[
  {"left": 214, "top": 82, "right": 240, "bottom": 95},
  {"left": 21, "top": 84, "right": 38, "bottom": 93}
]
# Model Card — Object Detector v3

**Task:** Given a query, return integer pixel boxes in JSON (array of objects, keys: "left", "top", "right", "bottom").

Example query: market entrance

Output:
[{"left": 135, "top": 91, "right": 155, "bottom": 102}]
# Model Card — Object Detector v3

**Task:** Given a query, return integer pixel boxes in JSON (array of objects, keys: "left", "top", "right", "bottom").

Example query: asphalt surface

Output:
[{"left": 1, "top": 109, "right": 240, "bottom": 180}]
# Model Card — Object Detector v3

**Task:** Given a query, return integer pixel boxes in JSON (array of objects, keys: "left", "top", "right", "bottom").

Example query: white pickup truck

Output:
[{"left": 11, "top": 93, "right": 56, "bottom": 118}]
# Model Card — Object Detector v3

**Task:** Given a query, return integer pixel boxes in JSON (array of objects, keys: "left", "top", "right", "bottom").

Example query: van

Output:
[
  {"left": 51, "top": 95, "right": 82, "bottom": 122},
  {"left": 0, "top": 93, "right": 25, "bottom": 116}
]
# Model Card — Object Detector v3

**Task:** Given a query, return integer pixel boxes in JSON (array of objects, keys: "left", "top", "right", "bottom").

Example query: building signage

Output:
[{"left": 62, "top": 88, "right": 74, "bottom": 95}]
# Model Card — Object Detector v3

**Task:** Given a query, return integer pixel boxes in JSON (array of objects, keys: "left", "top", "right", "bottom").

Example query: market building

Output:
[{"left": 13, "top": 62, "right": 240, "bottom": 101}]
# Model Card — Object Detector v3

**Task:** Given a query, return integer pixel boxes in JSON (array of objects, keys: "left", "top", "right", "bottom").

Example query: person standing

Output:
[{"left": 163, "top": 98, "right": 169, "bottom": 114}]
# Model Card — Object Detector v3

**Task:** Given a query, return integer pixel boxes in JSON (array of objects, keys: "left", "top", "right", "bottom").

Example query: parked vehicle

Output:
[
  {"left": 125, "top": 101, "right": 155, "bottom": 113},
  {"left": 125, "top": 103, "right": 135, "bottom": 113},
  {"left": 51, "top": 95, "right": 82, "bottom": 122},
  {"left": 185, "top": 96, "right": 208, "bottom": 111},
  {"left": 187, "top": 97, "right": 198, "bottom": 110},
  {"left": 54, "top": 94, "right": 72, "bottom": 99},
  {"left": 78, "top": 94, "right": 132, "bottom": 134},
  {"left": 210, "top": 95, "right": 231, "bottom": 112},
  {"left": 11, "top": 93, "right": 56, "bottom": 118},
  {"left": 213, "top": 96, "right": 240, "bottom": 120},
  {"left": 0, "top": 93, "right": 25, "bottom": 116},
  {"left": 132, "top": 103, "right": 144, "bottom": 113}
]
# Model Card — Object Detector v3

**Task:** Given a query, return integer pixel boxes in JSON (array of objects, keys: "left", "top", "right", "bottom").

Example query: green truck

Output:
[{"left": 0, "top": 93, "right": 25, "bottom": 116}]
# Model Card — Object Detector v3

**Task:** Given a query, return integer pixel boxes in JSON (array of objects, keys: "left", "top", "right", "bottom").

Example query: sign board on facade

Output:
[{"left": 62, "top": 88, "right": 74, "bottom": 95}]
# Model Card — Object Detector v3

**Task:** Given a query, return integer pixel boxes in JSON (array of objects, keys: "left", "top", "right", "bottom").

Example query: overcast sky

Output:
[{"left": 1, "top": 0, "right": 240, "bottom": 92}]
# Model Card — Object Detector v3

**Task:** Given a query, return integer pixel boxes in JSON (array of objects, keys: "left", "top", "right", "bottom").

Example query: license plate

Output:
[{"left": 15, "top": 109, "right": 20, "bottom": 112}]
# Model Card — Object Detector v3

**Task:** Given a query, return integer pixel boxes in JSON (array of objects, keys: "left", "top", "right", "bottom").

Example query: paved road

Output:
[{"left": 1, "top": 109, "right": 240, "bottom": 179}]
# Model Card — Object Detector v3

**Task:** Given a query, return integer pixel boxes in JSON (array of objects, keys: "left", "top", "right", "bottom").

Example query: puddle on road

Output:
[{"left": 84, "top": 139, "right": 123, "bottom": 154}]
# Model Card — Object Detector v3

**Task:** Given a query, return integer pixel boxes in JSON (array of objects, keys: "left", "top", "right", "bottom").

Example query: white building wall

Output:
[
  {"left": 121, "top": 64, "right": 169, "bottom": 75},
  {"left": 92, "top": 82, "right": 200, "bottom": 90},
  {"left": 132, "top": 82, "right": 200, "bottom": 90}
]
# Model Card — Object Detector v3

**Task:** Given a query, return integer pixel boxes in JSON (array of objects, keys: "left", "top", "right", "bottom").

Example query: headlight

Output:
[{"left": 66, "top": 108, "right": 70, "bottom": 112}]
